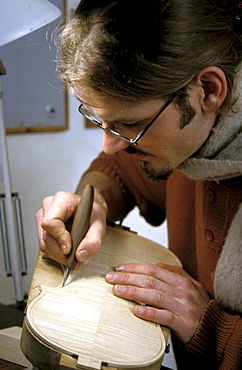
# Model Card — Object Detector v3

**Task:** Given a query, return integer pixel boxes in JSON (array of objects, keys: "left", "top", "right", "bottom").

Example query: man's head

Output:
[
  {"left": 72, "top": 66, "right": 227, "bottom": 180},
  {"left": 59, "top": 0, "right": 242, "bottom": 112},
  {"left": 58, "top": 0, "right": 242, "bottom": 180}
]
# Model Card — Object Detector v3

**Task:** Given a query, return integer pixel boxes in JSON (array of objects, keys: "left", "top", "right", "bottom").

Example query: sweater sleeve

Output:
[{"left": 184, "top": 299, "right": 242, "bottom": 369}]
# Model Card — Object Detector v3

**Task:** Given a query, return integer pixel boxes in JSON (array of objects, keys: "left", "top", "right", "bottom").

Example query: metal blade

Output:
[{"left": 62, "top": 267, "right": 70, "bottom": 287}]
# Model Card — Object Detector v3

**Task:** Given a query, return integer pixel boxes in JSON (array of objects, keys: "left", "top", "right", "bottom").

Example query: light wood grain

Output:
[
  {"left": 0, "top": 326, "right": 31, "bottom": 367},
  {"left": 22, "top": 226, "right": 181, "bottom": 370}
]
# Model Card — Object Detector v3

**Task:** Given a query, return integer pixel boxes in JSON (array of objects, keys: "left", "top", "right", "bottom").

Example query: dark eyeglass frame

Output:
[{"left": 78, "top": 94, "right": 176, "bottom": 145}]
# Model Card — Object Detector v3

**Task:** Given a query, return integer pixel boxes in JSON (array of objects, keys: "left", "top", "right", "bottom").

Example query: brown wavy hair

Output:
[{"left": 58, "top": 0, "right": 242, "bottom": 113}]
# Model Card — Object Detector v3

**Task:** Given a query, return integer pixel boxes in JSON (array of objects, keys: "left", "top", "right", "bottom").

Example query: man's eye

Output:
[{"left": 121, "top": 120, "right": 146, "bottom": 130}]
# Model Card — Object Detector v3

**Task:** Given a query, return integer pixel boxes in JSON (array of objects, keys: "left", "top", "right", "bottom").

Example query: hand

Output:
[
  {"left": 36, "top": 189, "right": 107, "bottom": 267},
  {"left": 105, "top": 263, "right": 210, "bottom": 343}
]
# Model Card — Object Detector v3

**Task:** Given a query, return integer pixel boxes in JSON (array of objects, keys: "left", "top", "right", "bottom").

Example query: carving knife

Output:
[{"left": 62, "top": 184, "right": 94, "bottom": 287}]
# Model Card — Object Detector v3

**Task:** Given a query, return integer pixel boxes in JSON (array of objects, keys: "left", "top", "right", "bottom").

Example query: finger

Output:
[
  {"left": 36, "top": 207, "right": 46, "bottom": 250},
  {"left": 107, "top": 270, "right": 208, "bottom": 314},
  {"left": 41, "top": 192, "right": 80, "bottom": 253},
  {"left": 42, "top": 192, "right": 79, "bottom": 222},
  {"left": 112, "top": 283, "right": 208, "bottom": 343},
  {"left": 41, "top": 229, "right": 68, "bottom": 265},
  {"left": 133, "top": 302, "right": 204, "bottom": 344},
  {"left": 113, "top": 263, "right": 187, "bottom": 288},
  {"left": 108, "top": 264, "right": 210, "bottom": 307},
  {"left": 106, "top": 271, "right": 176, "bottom": 298},
  {"left": 112, "top": 284, "right": 180, "bottom": 312},
  {"left": 36, "top": 209, "right": 67, "bottom": 265},
  {"left": 114, "top": 263, "right": 207, "bottom": 299},
  {"left": 133, "top": 305, "right": 178, "bottom": 329},
  {"left": 75, "top": 216, "right": 105, "bottom": 262},
  {"left": 42, "top": 217, "right": 72, "bottom": 253}
]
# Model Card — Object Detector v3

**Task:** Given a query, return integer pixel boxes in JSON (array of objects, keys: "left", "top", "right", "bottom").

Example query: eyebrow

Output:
[
  {"left": 80, "top": 97, "right": 159, "bottom": 127},
  {"left": 82, "top": 103, "right": 149, "bottom": 125},
  {"left": 104, "top": 116, "right": 145, "bottom": 125}
]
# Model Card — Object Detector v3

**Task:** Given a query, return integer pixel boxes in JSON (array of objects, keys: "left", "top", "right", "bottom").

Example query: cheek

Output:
[
  {"left": 145, "top": 126, "right": 200, "bottom": 161},
  {"left": 146, "top": 124, "right": 182, "bottom": 153},
  {"left": 139, "top": 109, "right": 201, "bottom": 158}
]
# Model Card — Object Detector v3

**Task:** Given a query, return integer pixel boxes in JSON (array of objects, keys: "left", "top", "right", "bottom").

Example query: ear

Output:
[{"left": 194, "top": 66, "right": 227, "bottom": 113}]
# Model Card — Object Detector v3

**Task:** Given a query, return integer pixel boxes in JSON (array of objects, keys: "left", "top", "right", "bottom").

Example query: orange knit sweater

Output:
[{"left": 85, "top": 150, "right": 242, "bottom": 369}]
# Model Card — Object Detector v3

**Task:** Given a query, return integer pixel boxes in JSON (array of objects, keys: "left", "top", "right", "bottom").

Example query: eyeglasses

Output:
[{"left": 78, "top": 95, "right": 175, "bottom": 145}]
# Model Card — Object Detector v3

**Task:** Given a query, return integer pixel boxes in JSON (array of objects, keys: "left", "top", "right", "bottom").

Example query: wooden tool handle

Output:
[{"left": 66, "top": 184, "right": 94, "bottom": 270}]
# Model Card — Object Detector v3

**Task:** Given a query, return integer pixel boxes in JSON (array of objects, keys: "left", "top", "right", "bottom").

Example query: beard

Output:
[
  {"left": 139, "top": 160, "right": 173, "bottom": 181},
  {"left": 124, "top": 146, "right": 173, "bottom": 181}
]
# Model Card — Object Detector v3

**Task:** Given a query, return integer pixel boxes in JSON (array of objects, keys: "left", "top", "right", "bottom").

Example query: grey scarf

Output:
[{"left": 177, "top": 65, "right": 242, "bottom": 313}]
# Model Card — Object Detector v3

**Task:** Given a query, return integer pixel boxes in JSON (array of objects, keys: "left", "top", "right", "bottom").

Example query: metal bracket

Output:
[{"left": 0, "top": 193, "right": 27, "bottom": 276}]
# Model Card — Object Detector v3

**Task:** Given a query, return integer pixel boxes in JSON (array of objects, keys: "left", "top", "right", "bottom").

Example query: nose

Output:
[{"left": 102, "top": 130, "right": 129, "bottom": 155}]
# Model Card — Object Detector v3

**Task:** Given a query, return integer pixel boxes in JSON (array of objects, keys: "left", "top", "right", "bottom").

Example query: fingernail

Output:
[
  {"left": 115, "top": 265, "right": 124, "bottom": 271},
  {"left": 61, "top": 244, "right": 67, "bottom": 254},
  {"left": 78, "top": 249, "right": 88, "bottom": 262},
  {"left": 106, "top": 272, "right": 117, "bottom": 281},
  {"left": 135, "top": 306, "right": 145, "bottom": 315},
  {"left": 115, "top": 285, "right": 126, "bottom": 293}
]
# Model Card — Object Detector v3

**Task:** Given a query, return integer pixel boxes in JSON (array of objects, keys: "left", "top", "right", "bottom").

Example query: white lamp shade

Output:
[{"left": 0, "top": 0, "right": 62, "bottom": 47}]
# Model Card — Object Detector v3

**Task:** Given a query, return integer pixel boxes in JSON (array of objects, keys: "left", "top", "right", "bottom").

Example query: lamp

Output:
[
  {"left": 0, "top": 0, "right": 61, "bottom": 304},
  {"left": 0, "top": 0, "right": 61, "bottom": 47}
]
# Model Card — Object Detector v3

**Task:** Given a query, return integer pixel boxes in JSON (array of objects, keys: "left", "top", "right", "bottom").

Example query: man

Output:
[{"left": 37, "top": 1, "right": 242, "bottom": 368}]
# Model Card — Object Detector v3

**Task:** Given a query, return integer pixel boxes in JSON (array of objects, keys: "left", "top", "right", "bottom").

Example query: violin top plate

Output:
[{"left": 26, "top": 226, "right": 181, "bottom": 369}]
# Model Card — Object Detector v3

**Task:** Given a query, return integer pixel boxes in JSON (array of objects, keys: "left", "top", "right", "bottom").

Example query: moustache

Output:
[{"left": 124, "top": 145, "right": 153, "bottom": 157}]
